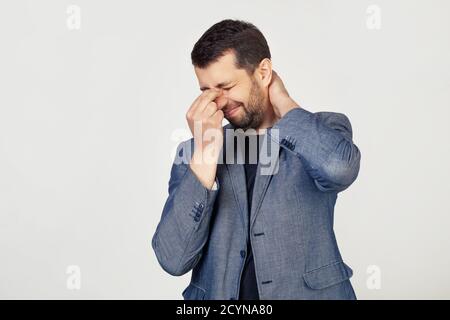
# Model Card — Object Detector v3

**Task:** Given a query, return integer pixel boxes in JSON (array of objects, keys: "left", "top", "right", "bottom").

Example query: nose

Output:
[{"left": 214, "top": 91, "right": 228, "bottom": 110}]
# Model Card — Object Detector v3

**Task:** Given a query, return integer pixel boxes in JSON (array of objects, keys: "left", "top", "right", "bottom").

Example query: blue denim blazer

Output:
[{"left": 152, "top": 108, "right": 361, "bottom": 300}]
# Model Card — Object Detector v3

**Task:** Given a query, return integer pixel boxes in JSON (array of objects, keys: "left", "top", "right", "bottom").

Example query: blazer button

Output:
[{"left": 240, "top": 250, "right": 246, "bottom": 258}]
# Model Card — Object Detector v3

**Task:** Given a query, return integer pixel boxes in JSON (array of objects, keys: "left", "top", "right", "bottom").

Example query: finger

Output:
[
  {"left": 212, "top": 109, "right": 224, "bottom": 122},
  {"left": 203, "top": 101, "right": 218, "bottom": 118},
  {"left": 188, "top": 89, "right": 222, "bottom": 120},
  {"left": 187, "top": 92, "right": 206, "bottom": 118},
  {"left": 196, "top": 89, "right": 222, "bottom": 113},
  {"left": 270, "top": 70, "right": 279, "bottom": 85}
]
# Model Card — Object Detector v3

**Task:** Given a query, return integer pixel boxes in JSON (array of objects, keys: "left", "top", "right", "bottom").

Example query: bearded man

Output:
[{"left": 152, "top": 19, "right": 361, "bottom": 300}]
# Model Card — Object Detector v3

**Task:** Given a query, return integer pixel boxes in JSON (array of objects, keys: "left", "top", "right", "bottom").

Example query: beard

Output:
[{"left": 227, "top": 78, "right": 266, "bottom": 130}]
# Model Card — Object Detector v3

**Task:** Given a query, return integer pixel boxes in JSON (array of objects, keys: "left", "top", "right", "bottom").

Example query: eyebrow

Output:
[{"left": 200, "top": 81, "right": 233, "bottom": 91}]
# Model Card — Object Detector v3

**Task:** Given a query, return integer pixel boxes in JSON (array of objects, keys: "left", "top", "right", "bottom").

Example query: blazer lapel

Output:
[
  {"left": 250, "top": 131, "right": 280, "bottom": 230},
  {"left": 222, "top": 125, "right": 280, "bottom": 235},
  {"left": 223, "top": 124, "right": 249, "bottom": 237}
]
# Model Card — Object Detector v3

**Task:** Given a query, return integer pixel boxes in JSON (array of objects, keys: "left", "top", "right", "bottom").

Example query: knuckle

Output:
[
  {"left": 199, "top": 97, "right": 208, "bottom": 105},
  {"left": 216, "top": 110, "right": 224, "bottom": 119}
]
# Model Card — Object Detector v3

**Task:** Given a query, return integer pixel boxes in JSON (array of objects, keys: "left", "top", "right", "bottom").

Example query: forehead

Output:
[{"left": 195, "top": 51, "right": 247, "bottom": 88}]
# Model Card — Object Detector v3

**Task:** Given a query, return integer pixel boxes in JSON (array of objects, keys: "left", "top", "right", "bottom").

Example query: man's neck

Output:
[{"left": 255, "top": 103, "right": 278, "bottom": 134}]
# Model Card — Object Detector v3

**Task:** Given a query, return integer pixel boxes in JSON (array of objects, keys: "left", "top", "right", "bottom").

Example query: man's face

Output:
[{"left": 194, "top": 51, "right": 267, "bottom": 130}]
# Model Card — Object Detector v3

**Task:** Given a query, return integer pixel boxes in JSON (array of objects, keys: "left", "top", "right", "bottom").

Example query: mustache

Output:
[{"left": 224, "top": 103, "right": 242, "bottom": 112}]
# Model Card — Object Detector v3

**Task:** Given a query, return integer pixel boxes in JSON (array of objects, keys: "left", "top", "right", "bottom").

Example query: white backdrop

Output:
[{"left": 1, "top": 0, "right": 449, "bottom": 299}]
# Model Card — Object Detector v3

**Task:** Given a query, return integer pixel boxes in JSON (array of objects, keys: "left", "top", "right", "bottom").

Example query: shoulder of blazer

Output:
[{"left": 314, "top": 111, "right": 353, "bottom": 140}]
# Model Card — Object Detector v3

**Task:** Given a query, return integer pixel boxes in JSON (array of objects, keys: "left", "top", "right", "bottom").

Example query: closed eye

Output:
[{"left": 199, "top": 84, "right": 234, "bottom": 92}]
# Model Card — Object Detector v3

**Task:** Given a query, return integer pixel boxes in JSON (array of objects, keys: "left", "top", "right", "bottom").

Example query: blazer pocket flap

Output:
[
  {"left": 303, "top": 261, "right": 353, "bottom": 290},
  {"left": 182, "top": 283, "right": 206, "bottom": 300}
]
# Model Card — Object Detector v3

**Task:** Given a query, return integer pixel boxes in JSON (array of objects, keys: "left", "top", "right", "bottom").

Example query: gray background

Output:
[{"left": 0, "top": 0, "right": 449, "bottom": 299}]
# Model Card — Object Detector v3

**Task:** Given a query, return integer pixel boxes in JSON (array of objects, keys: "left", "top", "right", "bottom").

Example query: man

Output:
[{"left": 152, "top": 19, "right": 361, "bottom": 300}]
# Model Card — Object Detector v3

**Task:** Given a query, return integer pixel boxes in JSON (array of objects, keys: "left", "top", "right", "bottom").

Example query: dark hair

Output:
[{"left": 191, "top": 19, "right": 271, "bottom": 74}]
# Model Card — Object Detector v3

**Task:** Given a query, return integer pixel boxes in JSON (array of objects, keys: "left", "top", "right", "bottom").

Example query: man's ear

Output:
[{"left": 254, "top": 58, "right": 272, "bottom": 88}]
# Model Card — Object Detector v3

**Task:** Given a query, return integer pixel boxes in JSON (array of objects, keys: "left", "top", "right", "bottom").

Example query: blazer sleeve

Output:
[
  {"left": 268, "top": 107, "right": 361, "bottom": 192},
  {"left": 151, "top": 140, "right": 220, "bottom": 276}
]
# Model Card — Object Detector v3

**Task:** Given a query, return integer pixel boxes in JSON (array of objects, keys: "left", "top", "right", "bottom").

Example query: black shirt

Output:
[{"left": 238, "top": 134, "right": 261, "bottom": 300}]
